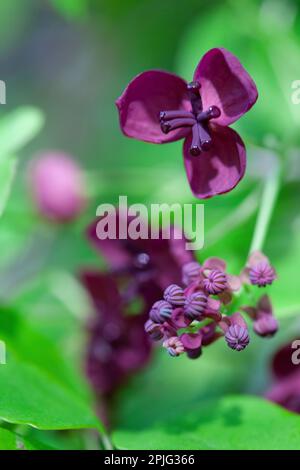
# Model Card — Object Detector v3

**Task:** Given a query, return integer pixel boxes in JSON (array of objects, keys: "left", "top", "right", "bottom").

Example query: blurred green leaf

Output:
[
  {"left": 0, "top": 157, "right": 17, "bottom": 217},
  {"left": 0, "top": 351, "right": 103, "bottom": 432},
  {"left": 0, "top": 107, "right": 44, "bottom": 160},
  {"left": 114, "top": 395, "right": 300, "bottom": 450},
  {"left": 50, "top": 0, "right": 88, "bottom": 19}
]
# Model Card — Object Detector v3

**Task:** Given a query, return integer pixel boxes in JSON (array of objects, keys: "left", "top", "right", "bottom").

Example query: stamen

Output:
[
  {"left": 160, "top": 110, "right": 194, "bottom": 121},
  {"left": 197, "top": 106, "right": 221, "bottom": 121},
  {"left": 187, "top": 81, "right": 202, "bottom": 115},
  {"left": 161, "top": 117, "right": 195, "bottom": 134},
  {"left": 190, "top": 124, "right": 201, "bottom": 156},
  {"left": 198, "top": 122, "right": 212, "bottom": 151}
]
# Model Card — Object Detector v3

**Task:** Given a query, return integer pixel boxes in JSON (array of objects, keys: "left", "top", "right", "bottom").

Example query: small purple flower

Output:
[
  {"left": 163, "top": 336, "right": 185, "bottom": 357},
  {"left": 225, "top": 325, "right": 250, "bottom": 351},
  {"left": 29, "top": 151, "right": 86, "bottom": 222},
  {"left": 149, "top": 300, "right": 173, "bottom": 323},
  {"left": 144, "top": 319, "right": 164, "bottom": 341},
  {"left": 182, "top": 261, "right": 202, "bottom": 286},
  {"left": 223, "top": 313, "right": 250, "bottom": 351},
  {"left": 116, "top": 48, "right": 258, "bottom": 199},
  {"left": 163, "top": 284, "right": 186, "bottom": 306},
  {"left": 184, "top": 291, "right": 208, "bottom": 320},
  {"left": 203, "top": 269, "right": 227, "bottom": 294},
  {"left": 249, "top": 262, "right": 276, "bottom": 287},
  {"left": 242, "top": 251, "right": 277, "bottom": 287}
]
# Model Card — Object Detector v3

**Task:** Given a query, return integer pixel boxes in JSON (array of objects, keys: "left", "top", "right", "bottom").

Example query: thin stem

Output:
[{"left": 248, "top": 157, "right": 281, "bottom": 255}]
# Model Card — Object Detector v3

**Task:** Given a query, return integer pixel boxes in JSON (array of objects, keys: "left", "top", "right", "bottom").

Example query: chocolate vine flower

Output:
[{"left": 116, "top": 48, "right": 258, "bottom": 198}]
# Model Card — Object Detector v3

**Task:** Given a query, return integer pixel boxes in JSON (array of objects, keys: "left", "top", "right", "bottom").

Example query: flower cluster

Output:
[{"left": 145, "top": 251, "right": 278, "bottom": 358}]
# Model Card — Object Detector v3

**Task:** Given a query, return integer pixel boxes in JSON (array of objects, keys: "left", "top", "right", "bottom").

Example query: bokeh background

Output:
[{"left": 0, "top": 0, "right": 300, "bottom": 450}]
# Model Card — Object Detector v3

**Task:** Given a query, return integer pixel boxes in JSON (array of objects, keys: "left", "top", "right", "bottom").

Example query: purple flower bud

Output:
[
  {"left": 144, "top": 319, "right": 163, "bottom": 341},
  {"left": 29, "top": 152, "right": 86, "bottom": 223},
  {"left": 182, "top": 261, "right": 201, "bottom": 286},
  {"left": 203, "top": 269, "right": 227, "bottom": 294},
  {"left": 225, "top": 324, "right": 250, "bottom": 351},
  {"left": 184, "top": 292, "right": 207, "bottom": 320},
  {"left": 163, "top": 284, "right": 185, "bottom": 306},
  {"left": 249, "top": 261, "right": 276, "bottom": 287},
  {"left": 149, "top": 300, "right": 173, "bottom": 324},
  {"left": 253, "top": 315, "right": 278, "bottom": 337},
  {"left": 163, "top": 336, "right": 184, "bottom": 357}
]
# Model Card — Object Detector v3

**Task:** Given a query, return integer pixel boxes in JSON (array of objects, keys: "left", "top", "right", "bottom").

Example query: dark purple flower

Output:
[
  {"left": 87, "top": 212, "right": 194, "bottom": 290},
  {"left": 29, "top": 151, "right": 86, "bottom": 222},
  {"left": 265, "top": 339, "right": 300, "bottom": 413},
  {"left": 82, "top": 271, "right": 153, "bottom": 396},
  {"left": 116, "top": 48, "right": 258, "bottom": 199}
]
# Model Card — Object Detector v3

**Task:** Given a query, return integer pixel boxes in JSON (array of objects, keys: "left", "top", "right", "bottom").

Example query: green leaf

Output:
[
  {"left": 50, "top": 0, "right": 88, "bottom": 19},
  {"left": 113, "top": 395, "right": 300, "bottom": 450},
  {"left": 0, "top": 351, "right": 103, "bottom": 432},
  {"left": 0, "top": 157, "right": 17, "bottom": 217},
  {"left": 0, "top": 107, "right": 44, "bottom": 160},
  {"left": 0, "top": 426, "right": 44, "bottom": 450}
]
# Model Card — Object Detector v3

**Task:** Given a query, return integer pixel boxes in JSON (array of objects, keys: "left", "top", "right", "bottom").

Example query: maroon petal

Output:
[
  {"left": 183, "top": 125, "right": 246, "bottom": 199},
  {"left": 194, "top": 48, "right": 258, "bottom": 126},
  {"left": 116, "top": 70, "right": 190, "bottom": 143}
]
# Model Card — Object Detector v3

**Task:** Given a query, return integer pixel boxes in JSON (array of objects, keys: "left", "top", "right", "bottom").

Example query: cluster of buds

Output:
[{"left": 144, "top": 251, "right": 278, "bottom": 358}]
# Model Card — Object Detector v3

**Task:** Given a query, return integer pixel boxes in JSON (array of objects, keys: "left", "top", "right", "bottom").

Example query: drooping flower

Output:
[
  {"left": 116, "top": 48, "right": 258, "bottom": 199},
  {"left": 29, "top": 151, "right": 86, "bottom": 222},
  {"left": 82, "top": 271, "right": 154, "bottom": 396},
  {"left": 221, "top": 313, "right": 250, "bottom": 352},
  {"left": 243, "top": 295, "right": 278, "bottom": 337},
  {"left": 87, "top": 211, "right": 194, "bottom": 290}
]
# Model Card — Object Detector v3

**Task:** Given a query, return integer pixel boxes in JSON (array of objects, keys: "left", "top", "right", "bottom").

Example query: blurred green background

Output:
[{"left": 0, "top": 0, "right": 299, "bottom": 450}]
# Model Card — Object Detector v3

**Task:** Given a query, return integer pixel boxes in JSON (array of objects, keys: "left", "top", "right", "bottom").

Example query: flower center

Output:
[{"left": 159, "top": 81, "right": 221, "bottom": 156}]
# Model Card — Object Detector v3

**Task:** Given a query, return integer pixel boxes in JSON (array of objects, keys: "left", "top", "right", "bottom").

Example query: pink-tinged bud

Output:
[
  {"left": 149, "top": 300, "right": 173, "bottom": 324},
  {"left": 225, "top": 324, "right": 250, "bottom": 351},
  {"left": 29, "top": 152, "right": 86, "bottom": 223},
  {"left": 203, "top": 269, "right": 227, "bottom": 294},
  {"left": 163, "top": 336, "right": 184, "bottom": 357},
  {"left": 163, "top": 284, "right": 185, "bottom": 306},
  {"left": 144, "top": 319, "right": 163, "bottom": 341},
  {"left": 182, "top": 261, "right": 201, "bottom": 286},
  {"left": 184, "top": 291, "right": 207, "bottom": 320},
  {"left": 253, "top": 315, "right": 278, "bottom": 337}
]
